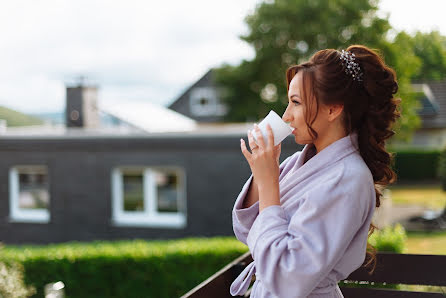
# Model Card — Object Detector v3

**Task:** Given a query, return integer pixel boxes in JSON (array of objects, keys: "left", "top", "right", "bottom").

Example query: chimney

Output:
[{"left": 65, "top": 76, "right": 100, "bottom": 128}]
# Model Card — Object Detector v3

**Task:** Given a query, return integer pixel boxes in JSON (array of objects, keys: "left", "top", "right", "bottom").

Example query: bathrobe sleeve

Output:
[
  {"left": 246, "top": 161, "right": 372, "bottom": 297},
  {"left": 232, "top": 154, "right": 296, "bottom": 246}
]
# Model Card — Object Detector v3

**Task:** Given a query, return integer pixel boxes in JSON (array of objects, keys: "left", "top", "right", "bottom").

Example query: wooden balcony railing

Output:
[
  {"left": 181, "top": 251, "right": 253, "bottom": 298},
  {"left": 182, "top": 252, "right": 446, "bottom": 298}
]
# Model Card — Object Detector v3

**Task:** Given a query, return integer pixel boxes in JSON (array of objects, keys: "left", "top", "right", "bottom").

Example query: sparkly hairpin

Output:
[{"left": 339, "top": 49, "right": 363, "bottom": 82}]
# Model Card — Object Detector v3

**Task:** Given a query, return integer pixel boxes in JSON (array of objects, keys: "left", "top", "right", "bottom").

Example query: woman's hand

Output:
[{"left": 240, "top": 123, "right": 281, "bottom": 191}]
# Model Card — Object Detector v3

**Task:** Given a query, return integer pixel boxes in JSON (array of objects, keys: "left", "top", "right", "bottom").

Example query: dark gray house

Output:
[
  {"left": 409, "top": 81, "right": 446, "bottom": 148},
  {"left": 388, "top": 80, "right": 446, "bottom": 149},
  {"left": 0, "top": 82, "right": 301, "bottom": 244},
  {"left": 168, "top": 69, "right": 229, "bottom": 123}
]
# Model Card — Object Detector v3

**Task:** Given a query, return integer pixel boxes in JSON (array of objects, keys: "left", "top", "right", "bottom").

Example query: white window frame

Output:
[
  {"left": 189, "top": 87, "right": 219, "bottom": 116},
  {"left": 111, "top": 166, "right": 187, "bottom": 228},
  {"left": 9, "top": 165, "right": 50, "bottom": 223},
  {"left": 189, "top": 87, "right": 228, "bottom": 117}
]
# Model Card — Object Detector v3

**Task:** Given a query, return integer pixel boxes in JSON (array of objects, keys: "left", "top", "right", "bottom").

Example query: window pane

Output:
[
  {"left": 123, "top": 173, "right": 144, "bottom": 212},
  {"left": 154, "top": 170, "right": 179, "bottom": 213},
  {"left": 18, "top": 170, "right": 49, "bottom": 210}
]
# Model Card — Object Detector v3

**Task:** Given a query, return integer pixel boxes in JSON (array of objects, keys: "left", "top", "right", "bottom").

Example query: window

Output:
[
  {"left": 189, "top": 87, "right": 228, "bottom": 117},
  {"left": 9, "top": 165, "right": 50, "bottom": 223},
  {"left": 111, "top": 166, "right": 186, "bottom": 228}
]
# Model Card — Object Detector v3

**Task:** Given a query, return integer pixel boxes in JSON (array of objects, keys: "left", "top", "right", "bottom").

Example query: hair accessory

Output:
[{"left": 339, "top": 49, "right": 363, "bottom": 82}]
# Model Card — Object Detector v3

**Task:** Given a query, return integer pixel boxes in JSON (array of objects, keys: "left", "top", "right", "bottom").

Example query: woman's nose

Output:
[{"left": 282, "top": 110, "right": 291, "bottom": 122}]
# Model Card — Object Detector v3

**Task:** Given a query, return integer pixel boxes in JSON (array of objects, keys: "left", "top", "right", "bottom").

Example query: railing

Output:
[
  {"left": 182, "top": 251, "right": 446, "bottom": 298},
  {"left": 181, "top": 252, "right": 252, "bottom": 298}
]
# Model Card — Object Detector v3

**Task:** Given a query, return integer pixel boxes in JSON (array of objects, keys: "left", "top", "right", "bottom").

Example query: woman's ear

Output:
[{"left": 327, "top": 104, "right": 344, "bottom": 122}]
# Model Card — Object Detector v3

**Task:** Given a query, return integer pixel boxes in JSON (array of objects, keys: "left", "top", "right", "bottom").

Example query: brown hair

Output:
[{"left": 285, "top": 45, "right": 401, "bottom": 274}]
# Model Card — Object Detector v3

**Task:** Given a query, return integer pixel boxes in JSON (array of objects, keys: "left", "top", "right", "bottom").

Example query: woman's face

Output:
[{"left": 282, "top": 72, "right": 328, "bottom": 146}]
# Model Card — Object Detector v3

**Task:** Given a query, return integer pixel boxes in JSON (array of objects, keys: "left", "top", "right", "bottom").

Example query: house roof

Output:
[
  {"left": 167, "top": 68, "right": 214, "bottom": 110},
  {"left": 99, "top": 101, "right": 198, "bottom": 133},
  {"left": 415, "top": 80, "right": 446, "bottom": 129}
]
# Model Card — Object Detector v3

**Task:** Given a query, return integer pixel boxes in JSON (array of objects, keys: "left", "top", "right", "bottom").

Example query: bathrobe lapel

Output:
[{"left": 279, "top": 132, "right": 360, "bottom": 209}]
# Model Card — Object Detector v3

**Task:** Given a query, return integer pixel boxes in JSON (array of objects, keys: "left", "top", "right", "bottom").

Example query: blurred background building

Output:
[{"left": 0, "top": 73, "right": 301, "bottom": 244}]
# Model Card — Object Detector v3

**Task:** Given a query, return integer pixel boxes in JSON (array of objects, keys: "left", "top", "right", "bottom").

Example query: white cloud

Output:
[
  {"left": 379, "top": 0, "right": 446, "bottom": 35},
  {"left": 0, "top": 0, "right": 258, "bottom": 113}
]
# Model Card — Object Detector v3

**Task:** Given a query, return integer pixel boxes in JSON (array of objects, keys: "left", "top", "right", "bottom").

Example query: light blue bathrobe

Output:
[{"left": 230, "top": 132, "right": 376, "bottom": 298}]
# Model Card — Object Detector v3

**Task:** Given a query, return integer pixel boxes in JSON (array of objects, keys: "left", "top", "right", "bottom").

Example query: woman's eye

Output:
[{"left": 292, "top": 100, "right": 300, "bottom": 106}]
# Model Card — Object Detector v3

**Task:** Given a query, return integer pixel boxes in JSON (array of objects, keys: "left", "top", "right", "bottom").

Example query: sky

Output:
[{"left": 0, "top": 0, "right": 445, "bottom": 114}]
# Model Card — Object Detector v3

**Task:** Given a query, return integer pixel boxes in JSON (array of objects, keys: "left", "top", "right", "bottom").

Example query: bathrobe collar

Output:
[
  {"left": 278, "top": 131, "right": 360, "bottom": 205},
  {"left": 291, "top": 131, "right": 359, "bottom": 176}
]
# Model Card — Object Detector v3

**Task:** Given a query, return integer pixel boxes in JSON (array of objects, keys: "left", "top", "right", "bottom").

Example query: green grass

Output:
[
  {"left": 406, "top": 230, "right": 446, "bottom": 255},
  {"left": 387, "top": 184, "right": 446, "bottom": 210},
  {"left": 0, "top": 106, "right": 44, "bottom": 127},
  {"left": 384, "top": 184, "right": 446, "bottom": 255}
]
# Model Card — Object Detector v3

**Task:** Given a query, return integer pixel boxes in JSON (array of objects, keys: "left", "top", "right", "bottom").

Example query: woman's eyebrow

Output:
[{"left": 289, "top": 94, "right": 300, "bottom": 99}]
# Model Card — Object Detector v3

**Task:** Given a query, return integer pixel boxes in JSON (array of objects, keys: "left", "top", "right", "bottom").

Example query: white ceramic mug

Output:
[{"left": 248, "top": 110, "right": 293, "bottom": 146}]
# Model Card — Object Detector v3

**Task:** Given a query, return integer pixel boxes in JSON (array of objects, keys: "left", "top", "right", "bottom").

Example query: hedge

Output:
[
  {"left": 0, "top": 237, "right": 248, "bottom": 298},
  {"left": 1, "top": 225, "right": 408, "bottom": 298},
  {"left": 390, "top": 149, "right": 441, "bottom": 180}
]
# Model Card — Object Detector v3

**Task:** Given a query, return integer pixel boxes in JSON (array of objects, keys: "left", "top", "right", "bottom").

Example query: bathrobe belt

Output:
[
  {"left": 230, "top": 260, "right": 256, "bottom": 296},
  {"left": 229, "top": 260, "right": 339, "bottom": 296}
]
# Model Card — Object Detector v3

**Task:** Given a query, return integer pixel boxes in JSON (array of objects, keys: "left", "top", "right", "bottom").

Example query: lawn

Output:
[
  {"left": 387, "top": 183, "right": 446, "bottom": 210},
  {"left": 406, "top": 230, "right": 446, "bottom": 255},
  {"left": 385, "top": 183, "right": 446, "bottom": 255}
]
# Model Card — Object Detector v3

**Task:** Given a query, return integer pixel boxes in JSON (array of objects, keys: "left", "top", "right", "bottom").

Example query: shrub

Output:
[
  {"left": 0, "top": 228, "right": 410, "bottom": 297},
  {"left": 0, "top": 237, "right": 248, "bottom": 298},
  {"left": 369, "top": 223, "right": 408, "bottom": 253}
]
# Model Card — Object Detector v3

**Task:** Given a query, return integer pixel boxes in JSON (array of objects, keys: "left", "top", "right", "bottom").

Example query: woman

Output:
[{"left": 230, "top": 45, "right": 401, "bottom": 298}]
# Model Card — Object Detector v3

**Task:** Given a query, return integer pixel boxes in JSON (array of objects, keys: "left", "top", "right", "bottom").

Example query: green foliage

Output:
[
  {"left": 0, "top": 261, "right": 36, "bottom": 298},
  {"left": 0, "top": 231, "right": 411, "bottom": 296},
  {"left": 0, "top": 106, "right": 44, "bottom": 127},
  {"left": 390, "top": 149, "right": 441, "bottom": 180},
  {"left": 410, "top": 30, "right": 446, "bottom": 81},
  {"left": 381, "top": 30, "right": 446, "bottom": 140},
  {"left": 0, "top": 237, "right": 248, "bottom": 298},
  {"left": 213, "top": 0, "right": 428, "bottom": 142},
  {"left": 215, "top": 0, "right": 390, "bottom": 120},
  {"left": 381, "top": 32, "right": 422, "bottom": 142},
  {"left": 369, "top": 223, "right": 407, "bottom": 253},
  {"left": 437, "top": 147, "right": 446, "bottom": 191}
]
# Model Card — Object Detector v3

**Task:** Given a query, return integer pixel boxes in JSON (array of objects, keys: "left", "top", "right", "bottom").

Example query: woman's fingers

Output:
[
  {"left": 247, "top": 130, "right": 257, "bottom": 152},
  {"left": 254, "top": 124, "right": 266, "bottom": 149},
  {"left": 240, "top": 139, "right": 251, "bottom": 163},
  {"left": 274, "top": 142, "right": 281, "bottom": 155},
  {"left": 266, "top": 124, "right": 274, "bottom": 150},
  {"left": 274, "top": 143, "right": 281, "bottom": 163}
]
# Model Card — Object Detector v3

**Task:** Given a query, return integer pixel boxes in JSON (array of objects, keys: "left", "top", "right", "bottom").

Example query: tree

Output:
[
  {"left": 410, "top": 30, "right": 446, "bottom": 81},
  {"left": 214, "top": 0, "right": 422, "bottom": 141}
]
